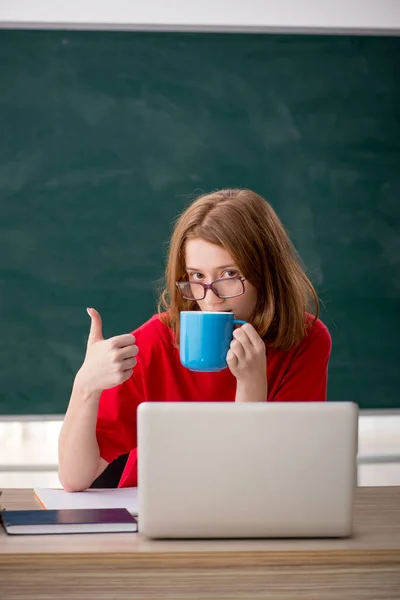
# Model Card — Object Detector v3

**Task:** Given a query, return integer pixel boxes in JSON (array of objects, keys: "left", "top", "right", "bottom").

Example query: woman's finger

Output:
[
  {"left": 119, "top": 344, "right": 139, "bottom": 360},
  {"left": 234, "top": 324, "right": 264, "bottom": 351},
  {"left": 226, "top": 349, "right": 239, "bottom": 367},
  {"left": 229, "top": 338, "right": 246, "bottom": 362},
  {"left": 232, "top": 327, "right": 253, "bottom": 359},
  {"left": 122, "top": 357, "right": 137, "bottom": 370}
]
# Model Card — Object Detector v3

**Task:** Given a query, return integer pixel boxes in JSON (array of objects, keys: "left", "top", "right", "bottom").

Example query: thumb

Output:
[{"left": 86, "top": 307, "right": 104, "bottom": 344}]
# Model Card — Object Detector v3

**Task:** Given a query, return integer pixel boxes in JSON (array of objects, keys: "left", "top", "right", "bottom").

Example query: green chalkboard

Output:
[{"left": 0, "top": 30, "right": 399, "bottom": 414}]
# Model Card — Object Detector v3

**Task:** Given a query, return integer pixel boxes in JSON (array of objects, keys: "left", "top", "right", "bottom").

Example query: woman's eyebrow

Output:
[{"left": 186, "top": 264, "right": 237, "bottom": 271}]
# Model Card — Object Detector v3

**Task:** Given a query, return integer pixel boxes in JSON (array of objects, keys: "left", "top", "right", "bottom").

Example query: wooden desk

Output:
[{"left": 1, "top": 487, "right": 400, "bottom": 600}]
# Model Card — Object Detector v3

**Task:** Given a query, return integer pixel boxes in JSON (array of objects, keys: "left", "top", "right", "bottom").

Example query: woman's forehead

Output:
[{"left": 184, "top": 238, "right": 236, "bottom": 270}]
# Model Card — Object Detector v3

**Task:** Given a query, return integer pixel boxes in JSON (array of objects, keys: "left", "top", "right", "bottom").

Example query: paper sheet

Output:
[{"left": 34, "top": 487, "right": 138, "bottom": 515}]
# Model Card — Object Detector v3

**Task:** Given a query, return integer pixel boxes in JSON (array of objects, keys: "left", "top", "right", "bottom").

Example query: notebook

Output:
[
  {"left": 1, "top": 508, "right": 138, "bottom": 535},
  {"left": 34, "top": 487, "right": 138, "bottom": 515}
]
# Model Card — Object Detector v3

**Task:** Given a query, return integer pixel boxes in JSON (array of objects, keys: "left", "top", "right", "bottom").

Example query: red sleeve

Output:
[
  {"left": 96, "top": 362, "right": 144, "bottom": 464},
  {"left": 271, "top": 319, "right": 332, "bottom": 402},
  {"left": 95, "top": 315, "right": 165, "bottom": 464}
]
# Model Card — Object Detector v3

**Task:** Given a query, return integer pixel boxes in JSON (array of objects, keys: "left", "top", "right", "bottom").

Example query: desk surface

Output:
[
  {"left": 1, "top": 487, "right": 400, "bottom": 600},
  {"left": 1, "top": 486, "right": 400, "bottom": 565}
]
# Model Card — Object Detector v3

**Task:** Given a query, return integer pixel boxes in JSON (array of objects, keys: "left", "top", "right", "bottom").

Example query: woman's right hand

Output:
[{"left": 75, "top": 307, "right": 139, "bottom": 395}]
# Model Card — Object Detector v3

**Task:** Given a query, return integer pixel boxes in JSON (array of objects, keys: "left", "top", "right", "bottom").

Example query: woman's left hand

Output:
[{"left": 226, "top": 323, "right": 267, "bottom": 386}]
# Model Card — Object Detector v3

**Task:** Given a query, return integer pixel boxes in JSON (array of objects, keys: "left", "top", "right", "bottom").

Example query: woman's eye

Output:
[
  {"left": 189, "top": 272, "right": 203, "bottom": 280},
  {"left": 224, "top": 270, "right": 238, "bottom": 278}
]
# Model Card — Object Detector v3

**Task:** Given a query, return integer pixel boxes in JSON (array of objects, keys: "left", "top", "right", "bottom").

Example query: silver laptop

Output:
[{"left": 137, "top": 402, "right": 358, "bottom": 539}]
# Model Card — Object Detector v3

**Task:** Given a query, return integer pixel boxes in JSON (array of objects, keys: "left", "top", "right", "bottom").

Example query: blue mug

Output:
[{"left": 180, "top": 311, "right": 247, "bottom": 372}]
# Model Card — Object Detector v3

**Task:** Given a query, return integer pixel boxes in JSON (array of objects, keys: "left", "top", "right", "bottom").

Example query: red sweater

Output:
[{"left": 96, "top": 313, "right": 332, "bottom": 487}]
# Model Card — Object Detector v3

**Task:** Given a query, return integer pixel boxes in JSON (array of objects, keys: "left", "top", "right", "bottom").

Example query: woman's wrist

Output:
[
  {"left": 235, "top": 376, "right": 268, "bottom": 403},
  {"left": 73, "top": 369, "right": 102, "bottom": 403}
]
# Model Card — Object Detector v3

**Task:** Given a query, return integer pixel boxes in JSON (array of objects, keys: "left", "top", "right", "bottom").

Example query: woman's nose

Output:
[{"left": 203, "top": 286, "right": 224, "bottom": 307}]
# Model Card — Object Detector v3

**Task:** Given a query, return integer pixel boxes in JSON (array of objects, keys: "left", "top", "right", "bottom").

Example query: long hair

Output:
[{"left": 158, "top": 188, "right": 319, "bottom": 350}]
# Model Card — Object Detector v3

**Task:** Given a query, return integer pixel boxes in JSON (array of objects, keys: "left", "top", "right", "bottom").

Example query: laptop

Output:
[{"left": 137, "top": 402, "right": 358, "bottom": 539}]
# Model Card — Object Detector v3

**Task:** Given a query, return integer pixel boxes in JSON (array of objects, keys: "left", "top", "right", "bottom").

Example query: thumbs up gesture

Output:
[{"left": 76, "top": 308, "right": 139, "bottom": 394}]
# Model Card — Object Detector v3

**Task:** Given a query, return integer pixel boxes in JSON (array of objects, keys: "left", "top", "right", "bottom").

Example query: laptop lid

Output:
[{"left": 137, "top": 402, "right": 358, "bottom": 539}]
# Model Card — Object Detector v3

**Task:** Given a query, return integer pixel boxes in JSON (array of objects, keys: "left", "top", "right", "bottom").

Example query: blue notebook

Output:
[{"left": 1, "top": 508, "right": 138, "bottom": 535}]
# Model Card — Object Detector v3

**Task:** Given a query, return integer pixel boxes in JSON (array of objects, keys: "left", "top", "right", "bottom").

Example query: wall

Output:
[{"left": 1, "top": 0, "right": 400, "bottom": 33}]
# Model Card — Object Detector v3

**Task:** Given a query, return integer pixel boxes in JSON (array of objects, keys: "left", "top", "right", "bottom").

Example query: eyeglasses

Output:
[{"left": 176, "top": 277, "right": 246, "bottom": 301}]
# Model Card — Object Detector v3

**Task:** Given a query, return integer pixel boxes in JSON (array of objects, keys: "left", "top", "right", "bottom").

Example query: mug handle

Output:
[{"left": 233, "top": 320, "right": 247, "bottom": 326}]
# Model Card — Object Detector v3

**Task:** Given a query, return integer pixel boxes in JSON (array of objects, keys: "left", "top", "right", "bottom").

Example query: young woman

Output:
[{"left": 58, "top": 188, "right": 331, "bottom": 491}]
